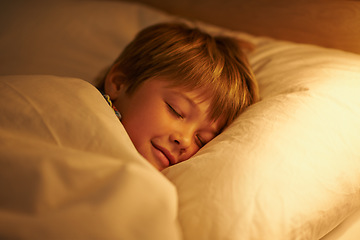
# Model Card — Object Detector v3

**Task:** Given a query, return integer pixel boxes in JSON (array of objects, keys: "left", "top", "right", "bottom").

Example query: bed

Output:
[{"left": 0, "top": 0, "right": 360, "bottom": 239}]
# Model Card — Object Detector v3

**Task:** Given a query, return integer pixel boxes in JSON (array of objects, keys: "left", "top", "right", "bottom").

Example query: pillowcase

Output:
[
  {"left": 0, "top": 75, "right": 181, "bottom": 240},
  {"left": 163, "top": 36, "right": 360, "bottom": 239},
  {"left": 1, "top": 0, "right": 360, "bottom": 239}
]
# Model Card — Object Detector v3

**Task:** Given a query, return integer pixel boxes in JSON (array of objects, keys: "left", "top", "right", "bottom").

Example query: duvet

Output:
[{"left": 0, "top": 75, "right": 181, "bottom": 240}]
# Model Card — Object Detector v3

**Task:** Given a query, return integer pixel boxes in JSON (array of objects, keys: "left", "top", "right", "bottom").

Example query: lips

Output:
[{"left": 151, "top": 142, "right": 176, "bottom": 167}]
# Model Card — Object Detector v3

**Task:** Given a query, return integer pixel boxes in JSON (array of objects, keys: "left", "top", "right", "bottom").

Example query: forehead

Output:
[{"left": 160, "top": 79, "right": 211, "bottom": 107}]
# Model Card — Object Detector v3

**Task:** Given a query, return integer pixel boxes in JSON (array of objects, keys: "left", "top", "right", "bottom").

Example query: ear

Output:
[{"left": 104, "top": 63, "right": 127, "bottom": 100}]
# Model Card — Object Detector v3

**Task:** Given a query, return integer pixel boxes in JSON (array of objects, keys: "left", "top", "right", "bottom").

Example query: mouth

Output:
[{"left": 151, "top": 142, "right": 176, "bottom": 167}]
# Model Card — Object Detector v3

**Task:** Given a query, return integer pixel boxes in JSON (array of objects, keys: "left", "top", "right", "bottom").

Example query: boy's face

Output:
[{"left": 113, "top": 78, "right": 223, "bottom": 171}]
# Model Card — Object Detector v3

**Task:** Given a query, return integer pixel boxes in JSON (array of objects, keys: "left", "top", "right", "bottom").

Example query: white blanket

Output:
[{"left": 0, "top": 75, "right": 181, "bottom": 240}]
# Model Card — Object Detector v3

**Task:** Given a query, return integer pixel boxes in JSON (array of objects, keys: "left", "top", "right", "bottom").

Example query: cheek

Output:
[
  {"left": 121, "top": 103, "right": 165, "bottom": 145},
  {"left": 178, "top": 146, "right": 200, "bottom": 163},
  {"left": 121, "top": 111, "right": 152, "bottom": 146}
]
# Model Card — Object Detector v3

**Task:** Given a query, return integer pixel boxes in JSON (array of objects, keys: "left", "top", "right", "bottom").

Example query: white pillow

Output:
[
  {"left": 163, "top": 38, "right": 360, "bottom": 239},
  {"left": 1, "top": 1, "right": 360, "bottom": 240}
]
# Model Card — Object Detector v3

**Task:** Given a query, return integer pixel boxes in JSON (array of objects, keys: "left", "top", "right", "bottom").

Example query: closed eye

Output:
[
  {"left": 196, "top": 134, "right": 205, "bottom": 148},
  {"left": 166, "top": 102, "right": 183, "bottom": 119}
]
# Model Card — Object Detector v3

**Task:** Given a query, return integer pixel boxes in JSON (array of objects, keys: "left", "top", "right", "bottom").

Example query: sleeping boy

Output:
[{"left": 101, "top": 23, "right": 259, "bottom": 171}]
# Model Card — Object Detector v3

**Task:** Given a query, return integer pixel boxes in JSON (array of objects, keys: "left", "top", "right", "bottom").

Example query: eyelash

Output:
[
  {"left": 166, "top": 102, "right": 206, "bottom": 148},
  {"left": 166, "top": 102, "right": 183, "bottom": 119},
  {"left": 196, "top": 135, "right": 205, "bottom": 148}
]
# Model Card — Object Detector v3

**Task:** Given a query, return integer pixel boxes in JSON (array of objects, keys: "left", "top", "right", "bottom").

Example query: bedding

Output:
[
  {"left": 164, "top": 38, "right": 360, "bottom": 240},
  {"left": 0, "top": 75, "right": 181, "bottom": 240},
  {"left": 322, "top": 208, "right": 360, "bottom": 240},
  {"left": 1, "top": 0, "right": 360, "bottom": 240}
]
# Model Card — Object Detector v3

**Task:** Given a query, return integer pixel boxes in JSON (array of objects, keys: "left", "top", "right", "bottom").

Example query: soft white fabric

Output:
[
  {"left": 0, "top": 75, "right": 181, "bottom": 240},
  {"left": 164, "top": 38, "right": 360, "bottom": 239},
  {"left": 322, "top": 208, "right": 360, "bottom": 240},
  {"left": 1, "top": 1, "right": 360, "bottom": 240}
]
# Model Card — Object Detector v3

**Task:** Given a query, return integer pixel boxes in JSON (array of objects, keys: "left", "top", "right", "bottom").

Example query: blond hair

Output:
[{"left": 109, "top": 23, "right": 259, "bottom": 128}]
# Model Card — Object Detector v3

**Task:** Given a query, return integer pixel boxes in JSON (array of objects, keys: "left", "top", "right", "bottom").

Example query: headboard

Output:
[{"left": 128, "top": 0, "right": 360, "bottom": 55}]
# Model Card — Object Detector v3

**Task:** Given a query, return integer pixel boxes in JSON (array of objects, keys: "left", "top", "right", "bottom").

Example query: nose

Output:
[{"left": 169, "top": 131, "right": 192, "bottom": 150}]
